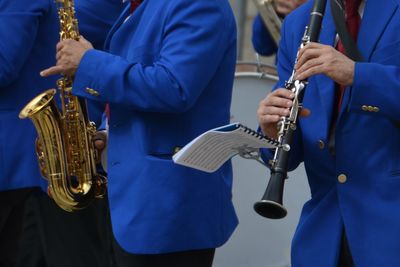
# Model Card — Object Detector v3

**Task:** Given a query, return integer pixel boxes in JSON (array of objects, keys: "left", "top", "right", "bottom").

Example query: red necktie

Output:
[
  {"left": 335, "top": 0, "right": 362, "bottom": 113},
  {"left": 130, "top": 0, "right": 142, "bottom": 13},
  {"left": 104, "top": 0, "right": 143, "bottom": 119}
]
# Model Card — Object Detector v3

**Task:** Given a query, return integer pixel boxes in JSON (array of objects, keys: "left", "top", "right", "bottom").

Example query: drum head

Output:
[{"left": 231, "top": 62, "right": 278, "bottom": 127}]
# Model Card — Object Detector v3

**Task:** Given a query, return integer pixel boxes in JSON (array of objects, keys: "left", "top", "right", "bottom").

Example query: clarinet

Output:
[{"left": 254, "top": 0, "right": 327, "bottom": 219}]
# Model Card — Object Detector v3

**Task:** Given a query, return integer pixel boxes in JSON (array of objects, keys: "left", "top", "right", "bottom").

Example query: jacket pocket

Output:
[{"left": 143, "top": 112, "right": 187, "bottom": 157}]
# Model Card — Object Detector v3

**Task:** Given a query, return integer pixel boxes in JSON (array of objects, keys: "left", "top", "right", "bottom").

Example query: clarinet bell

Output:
[
  {"left": 254, "top": 199, "right": 287, "bottom": 219},
  {"left": 254, "top": 171, "right": 287, "bottom": 219}
]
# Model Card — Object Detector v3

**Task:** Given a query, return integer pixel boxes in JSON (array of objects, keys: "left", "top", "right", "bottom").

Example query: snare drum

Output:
[{"left": 214, "top": 62, "right": 310, "bottom": 267}]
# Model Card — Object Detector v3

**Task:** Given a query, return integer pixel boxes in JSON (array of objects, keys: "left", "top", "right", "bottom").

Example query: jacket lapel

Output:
[
  {"left": 104, "top": 4, "right": 130, "bottom": 51},
  {"left": 357, "top": 0, "right": 398, "bottom": 61}
]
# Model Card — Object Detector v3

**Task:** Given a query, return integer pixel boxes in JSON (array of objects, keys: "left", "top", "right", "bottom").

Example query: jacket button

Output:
[
  {"left": 318, "top": 140, "right": 325, "bottom": 150},
  {"left": 361, "top": 105, "right": 368, "bottom": 111},
  {"left": 338, "top": 174, "right": 347, "bottom": 183},
  {"left": 85, "top": 87, "right": 100, "bottom": 96}
]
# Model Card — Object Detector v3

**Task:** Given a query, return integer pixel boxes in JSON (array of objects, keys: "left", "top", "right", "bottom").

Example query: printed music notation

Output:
[{"left": 173, "top": 123, "right": 278, "bottom": 173}]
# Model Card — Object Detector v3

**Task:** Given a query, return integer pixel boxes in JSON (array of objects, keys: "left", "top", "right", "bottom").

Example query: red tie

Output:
[
  {"left": 130, "top": 0, "right": 142, "bottom": 13},
  {"left": 105, "top": 103, "right": 110, "bottom": 119},
  {"left": 335, "top": 0, "right": 362, "bottom": 113},
  {"left": 104, "top": 0, "right": 143, "bottom": 119}
]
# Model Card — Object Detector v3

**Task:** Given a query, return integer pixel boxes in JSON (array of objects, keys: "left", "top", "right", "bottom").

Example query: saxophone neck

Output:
[
  {"left": 56, "top": 0, "right": 80, "bottom": 41},
  {"left": 252, "top": 0, "right": 282, "bottom": 46}
]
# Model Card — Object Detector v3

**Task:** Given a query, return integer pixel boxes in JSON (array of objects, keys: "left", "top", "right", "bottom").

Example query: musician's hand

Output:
[
  {"left": 275, "top": 0, "right": 307, "bottom": 17},
  {"left": 257, "top": 88, "right": 310, "bottom": 139},
  {"left": 40, "top": 36, "right": 93, "bottom": 77},
  {"left": 92, "top": 131, "right": 107, "bottom": 157},
  {"left": 294, "top": 42, "right": 355, "bottom": 86}
]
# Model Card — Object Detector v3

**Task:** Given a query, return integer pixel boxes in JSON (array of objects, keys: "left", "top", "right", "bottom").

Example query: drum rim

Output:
[
  {"left": 235, "top": 72, "right": 278, "bottom": 80},
  {"left": 236, "top": 61, "right": 276, "bottom": 68},
  {"left": 235, "top": 61, "right": 278, "bottom": 81}
]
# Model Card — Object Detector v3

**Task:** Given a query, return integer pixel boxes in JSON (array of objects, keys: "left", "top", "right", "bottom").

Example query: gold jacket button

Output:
[
  {"left": 338, "top": 174, "right": 347, "bottom": 183},
  {"left": 86, "top": 87, "right": 100, "bottom": 96},
  {"left": 361, "top": 105, "right": 368, "bottom": 111},
  {"left": 318, "top": 140, "right": 325, "bottom": 150},
  {"left": 372, "top": 106, "right": 380, "bottom": 112}
]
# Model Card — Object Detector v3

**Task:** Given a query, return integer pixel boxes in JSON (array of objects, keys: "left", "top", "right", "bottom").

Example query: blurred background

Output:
[
  {"left": 229, "top": 0, "right": 276, "bottom": 63},
  {"left": 212, "top": 2, "right": 311, "bottom": 267}
]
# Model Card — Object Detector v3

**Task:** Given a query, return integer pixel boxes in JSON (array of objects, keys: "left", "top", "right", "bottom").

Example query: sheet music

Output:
[{"left": 173, "top": 123, "right": 278, "bottom": 173}]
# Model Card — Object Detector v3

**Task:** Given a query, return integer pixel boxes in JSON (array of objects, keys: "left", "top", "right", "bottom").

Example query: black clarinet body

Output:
[{"left": 254, "top": 0, "right": 327, "bottom": 219}]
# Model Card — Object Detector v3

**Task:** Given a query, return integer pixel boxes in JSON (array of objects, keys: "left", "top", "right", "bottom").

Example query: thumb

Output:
[
  {"left": 94, "top": 140, "right": 106, "bottom": 152},
  {"left": 93, "top": 131, "right": 107, "bottom": 152}
]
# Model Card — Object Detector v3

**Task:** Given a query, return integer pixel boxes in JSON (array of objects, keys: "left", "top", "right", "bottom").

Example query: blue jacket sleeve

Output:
[
  {"left": 75, "top": 0, "right": 125, "bottom": 127},
  {"left": 0, "top": 0, "right": 49, "bottom": 87},
  {"left": 252, "top": 15, "right": 278, "bottom": 56},
  {"left": 74, "top": 0, "right": 125, "bottom": 127},
  {"left": 349, "top": 62, "right": 400, "bottom": 122},
  {"left": 72, "top": 1, "right": 235, "bottom": 113}
]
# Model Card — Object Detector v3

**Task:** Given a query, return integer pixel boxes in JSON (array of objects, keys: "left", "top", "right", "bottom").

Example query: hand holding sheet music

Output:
[{"left": 173, "top": 123, "right": 278, "bottom": 173}]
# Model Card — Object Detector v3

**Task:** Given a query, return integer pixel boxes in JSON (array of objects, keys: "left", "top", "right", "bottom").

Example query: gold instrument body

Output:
[
  {"left": 252, "top": 0, "right": 282, "bottom": 46},
  {"left": 19, "top": 0, "right": 106, "bottom": 212}
]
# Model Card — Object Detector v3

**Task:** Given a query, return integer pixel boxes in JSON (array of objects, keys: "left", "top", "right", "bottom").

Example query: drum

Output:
[
  {"left": 230, "top": 61, "right": 278, "bottom": 128},
  {"left": 214, "top": 62, "right": 311, "bottom": 267}
]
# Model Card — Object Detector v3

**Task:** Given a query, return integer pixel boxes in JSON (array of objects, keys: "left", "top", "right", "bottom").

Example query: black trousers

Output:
[
  {"left": 112, "top": 239, "right": 215, "bottom": 267},
  {"left": 338, "top": 231, "right": 355, "bottom": 267},
  {"left": 16, "top": 189, "right": 114, "bottom": 267},
  {"left": 0, "top": 188, "right": 33, "bottom": 267}
]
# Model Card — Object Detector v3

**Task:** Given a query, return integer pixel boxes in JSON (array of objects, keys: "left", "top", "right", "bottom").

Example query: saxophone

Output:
[
  {"left": 19, "top": 0, "right": 106, "bottom": 212},
  {"left": 252, "top": 0, "right": 282, "bottom": 46}
]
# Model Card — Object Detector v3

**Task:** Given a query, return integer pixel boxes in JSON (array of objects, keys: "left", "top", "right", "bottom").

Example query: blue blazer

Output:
[
  {"left": 267, "top": 1, "right": 400, "bottom": 266},
  {"left": 72, "top": 0, "right": 238, "bottom": 254},
  {"left": 0, "top": 0, "right": 59, "bottom": 191}
]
